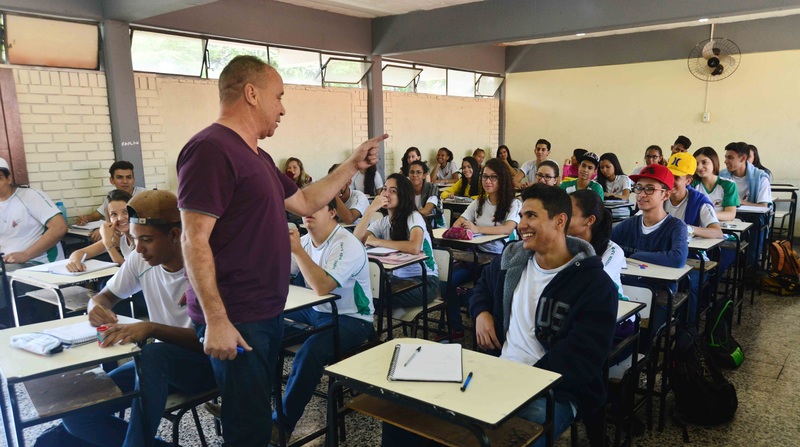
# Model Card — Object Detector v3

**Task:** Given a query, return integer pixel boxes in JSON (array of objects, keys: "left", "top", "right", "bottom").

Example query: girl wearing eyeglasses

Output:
[
  {"left": 534, "top": 160, "right": 560, "bottom": 186},
  {"left": 353, "top": 174, "right": 439, "bottom": 308},
  {"left": 440, "top": 157, "right": 481, "bottom": 200},
  {"left": 407, "top": 160, "right": 444, "bottom": 227},
  {"left": 631, "top": 145, "right": 665, "bottom": 175}
]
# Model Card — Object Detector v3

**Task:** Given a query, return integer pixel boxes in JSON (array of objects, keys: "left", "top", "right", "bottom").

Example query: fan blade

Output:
[
  {"left": 711, "top": 65, "right": 724, "bottom": 76},
  {"left": 702, "top": 40, "right": 721, "bottom": 59}
]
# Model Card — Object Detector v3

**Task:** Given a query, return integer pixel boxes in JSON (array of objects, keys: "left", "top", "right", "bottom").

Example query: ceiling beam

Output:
[
  {"left": 372, "top": 0, "right": 800, "bottom": 55},
  {"left": 101, "top": 0, "right": 219, "bottom": 22},
  {"left": 0, "top": 0, "right": 102, "bottom": 20}
]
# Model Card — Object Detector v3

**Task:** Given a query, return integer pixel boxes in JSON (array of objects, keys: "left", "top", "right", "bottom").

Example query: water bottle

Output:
[{"left": 56, "top": 201, "right": 68, "bottom": 223}]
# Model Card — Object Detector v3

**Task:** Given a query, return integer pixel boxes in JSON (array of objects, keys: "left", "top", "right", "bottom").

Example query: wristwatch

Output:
[{"left": 686, "top": 225, "right": 694, "bottom": 235}]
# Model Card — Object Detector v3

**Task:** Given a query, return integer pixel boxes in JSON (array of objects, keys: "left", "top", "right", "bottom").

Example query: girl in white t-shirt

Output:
[
  {"left": 598, "top": 153, "right": 631, "bottom": 201},
  {"left": 66, "top": 189, "right": 135, "bottom": 272},
  {"left": 430, "top": 147, "right": 459, "bottom": 183},
  {"left": 354, "top": 174, "right": 439, "bottom": 308}
]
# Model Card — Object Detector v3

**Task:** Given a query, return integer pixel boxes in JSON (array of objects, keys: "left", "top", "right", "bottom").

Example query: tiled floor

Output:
[{"left": 5, "top": 286, "right": 800, "bottom": 446}]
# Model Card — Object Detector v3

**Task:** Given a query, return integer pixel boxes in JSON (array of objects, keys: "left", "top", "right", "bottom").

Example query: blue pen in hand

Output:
[
  {"left": 199, "top": 337, "right": 245, "bottom": 354},
  {"left": 460, "top": 371, "right": 473, "bottom": 392}
]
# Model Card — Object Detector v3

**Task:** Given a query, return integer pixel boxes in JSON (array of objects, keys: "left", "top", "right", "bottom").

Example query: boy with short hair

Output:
[
  {"left": 329, "top": 164, "right": 369, "bottom": 224},
  {"left": 671, "top": 135, "right": 692, "bottom": 154},
  {"left": 666, "top": 152, "right": 723, "bottom": 239},
  {"left": 77, "top": 161, "right": 147, "bottom": 241},
  {"left": 517, "top": 138, "right": 559, "bottom": 186},
  {"left": 719, "top": 141, "right": 771, "bottom": 207},
  {"left": 559, "top": 152, "right": 605, "bottom": 199}
]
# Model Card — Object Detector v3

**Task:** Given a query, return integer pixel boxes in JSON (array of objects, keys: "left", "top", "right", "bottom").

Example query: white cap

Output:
[{"left": 0, "top": 157, "right": 8, "bottom": 171}]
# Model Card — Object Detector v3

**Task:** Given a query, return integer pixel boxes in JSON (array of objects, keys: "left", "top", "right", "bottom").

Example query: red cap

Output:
[{"left": 629, "top": 163, "right": 674, "bottom": 190}]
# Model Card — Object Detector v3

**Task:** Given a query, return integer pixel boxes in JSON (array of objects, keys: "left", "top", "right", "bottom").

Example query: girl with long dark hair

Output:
[{"left": 440, "top": 156, "right": 481, "bottom": 199}]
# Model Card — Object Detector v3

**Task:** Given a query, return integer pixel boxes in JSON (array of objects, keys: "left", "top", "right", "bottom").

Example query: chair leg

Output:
[{"left": 191, "top": 407, "right": 209, "bottom": 447}]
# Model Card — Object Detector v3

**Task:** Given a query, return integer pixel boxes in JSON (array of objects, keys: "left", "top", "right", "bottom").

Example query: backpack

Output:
[
  {"left": 769, "top": 240, "right": 800, "bottom": 279},
  {"left": 670, "top": 327, "right": 738, "bottom": 426},
  {"left": 705, "top": 299, "right": 744, "bottom": 368}
]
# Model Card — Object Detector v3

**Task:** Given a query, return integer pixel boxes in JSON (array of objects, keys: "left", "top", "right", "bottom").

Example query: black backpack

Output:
[
  {"left": 670, "top": 327, "right": 738, "bottom": 426},
  {"left": 705, "top": 299, "right": 744, "bottom": 368}
]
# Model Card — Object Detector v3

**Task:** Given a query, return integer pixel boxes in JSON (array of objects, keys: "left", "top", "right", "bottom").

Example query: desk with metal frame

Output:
[
  {"left": 720, "top": 221, "right": 753, "bottom": 324},
  {"left": 368, "top": 254, "right": 430, "bottom": 340},
  {"left": 8, "top": 264, "right": 119, "bottom": 327},
  {"left": 0, "top": 315, "right": 142, "bottom": 447},
  {"left": 325, "top": 339, "right": 562, "bottom": 447},
  {"left": 687, "top": 236, "right": 723, "bottom": 330},
  {"left": 771, "top": 184, "right": 797, "bottom": 243}
]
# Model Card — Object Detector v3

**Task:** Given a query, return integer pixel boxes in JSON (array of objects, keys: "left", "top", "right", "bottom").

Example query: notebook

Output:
[
  {"left": 71, "top": 221, "right": 105, "bottom": 230},
  {"left": 42, "top": 321, "right": 99, "bottom": 347},
  {"left": 26, "top": 259, "right": 118, "bottom": 276},
  {"left": 366, "top": 247, "right": 398, "bottom": 256},
  {"left": 387, "top": 343, "right": 463, "bottom": 382}
]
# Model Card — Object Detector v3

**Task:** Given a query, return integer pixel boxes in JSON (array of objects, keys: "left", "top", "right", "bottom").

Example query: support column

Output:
[
  {"left": 366, "top": 55, "right": 385, "bottom": 178},
  {"left": 101, "top": 20, "right": 145, "bottom": 186}
]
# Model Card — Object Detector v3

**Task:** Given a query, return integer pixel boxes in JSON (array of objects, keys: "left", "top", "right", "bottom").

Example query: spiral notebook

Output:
[
  {"left": 42, "top": 321, "right": 98, "bottom": 347},
  {"left": 387, "top": 343, "right": 463, "bottom": 382}
]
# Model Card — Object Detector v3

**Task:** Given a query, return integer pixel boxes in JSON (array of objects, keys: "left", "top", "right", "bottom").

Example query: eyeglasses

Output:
[
  {"left": 645, "top": 155, "right": 661, "bottom": 160},
  {"left": 408, "top": 170, "right": 424, "bottom": 175},
  {"left": 481, "top": 174, "right": 499, "bottom": 183},
  {"left": 535, "top": 173, "right": 557, "bottom": 180},
  {"left": 632, "top": 184, "right": 666, "bottom": 195}
]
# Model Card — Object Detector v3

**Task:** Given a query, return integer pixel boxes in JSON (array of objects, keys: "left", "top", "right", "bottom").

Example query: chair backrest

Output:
[
  {"left": 441, "top": 208, "right": 452, "bottom": 229},
  {"left": 368, "top": 259, "right": 384, "bottom": 300},
  {"left": 621, "top": 284, "right": 652, "bottom": 320},
  {"left": 432, "top": 248, "right": 453, "bottom": 300}
]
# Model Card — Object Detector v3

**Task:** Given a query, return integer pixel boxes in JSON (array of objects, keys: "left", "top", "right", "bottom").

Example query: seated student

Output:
[
  {"left": 720, "top": 141, "right": 771, "bottom": 207},
  {"left": 430, "top": 147, "right": 459, "bottom": 183},
  {"left": 535, "top": 160, "right": 561, "bottom": 186},
  {"left": 400, "top": 146, "right": 428, "bottom": 183},
  {"left": 329, "top": 164, "right": 369, "bottom": 224},
  {"left": 748, "top": 144, "right": 772, "bottom": 180},
  {"left": 440, "top": 156, "right": 481, "bottom": 200},
  {"left": 562, "top": 148, "right": 588, "bottom": 181},
  {"left": 631, "top": 145, "right": 666, "bottom": 175},
  {"left": 560, "top": 152, "right": 604, "bottom": 200},
  {"left": 60, "top": 190, "right": 215, "bottom": 447},
  {"left": 351, "top": 164, "right": 383, "bottom": 196},
  {"left": 76, "top": 160, "right": 147, "bottom": 242},
  {"left": 285, "top": 157, "right": 313, "bottom": 188},
  {"left": 497, "top": 144, "right": 520, "bottom": 169},
  {"left": 353, "top": 174, "right": 439, "bottom": 308},
  {"left": 0, "top": 157, "right": 67, "bottom": 268},
  {"left": 271, "top": 200, "right": 374, "bottom": 444},
  {"left": 407, "top": 160, "right": 442, "bottom": 223},
  {"left": 692, "top": 147, "right": 739, "bottom": 222},
  {"left": 472, "top": 148, "right": 487, "bottom": 167},
  {"left": 444, "top": 158, "right": 521, "bottom": 340},
  {"left": 66, "top": 190, "right": 134, "bottom": 272},
  {"left": 517, "top": 138, "right": 559, "bottom": 187},
  {"left": 598, "top": 153, "right": 631, "bottom": 201},
  {"left": 671, "top": 135, "right": 692, "bottom": 154},
  {"left": 666, "top": 153, "right": 724, "bottom": 239},
  {"left": 383, "top": 184, "right": 617, "bottom": 447}
]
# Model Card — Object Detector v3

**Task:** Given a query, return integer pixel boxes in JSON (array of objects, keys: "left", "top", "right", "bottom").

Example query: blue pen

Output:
[
  {"left": 460, "top": 371, "right": 473, "bottom": 392},
  {"left": 199, "top": 337, "right": 246, "bottom": 354}
]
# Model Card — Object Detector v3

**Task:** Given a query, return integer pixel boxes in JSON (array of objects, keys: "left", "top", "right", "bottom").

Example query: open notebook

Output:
[
  {"left": 41, "top": 316, "right": 138, "bottom": 347},
  {"left": 71, "top": 221, "right": 105, "bottom": 230},
  {"left": 387, "top": 343, "right": 463, "bottom": 382},
  {"left": 26, "top": 259, "right": 118, "bottom": 276}
]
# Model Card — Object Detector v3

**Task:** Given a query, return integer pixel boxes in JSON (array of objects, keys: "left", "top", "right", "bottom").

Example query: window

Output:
[
  {"left": 5, "top": 15, "right": 98, "bottom": 70},
  {"left": 382, "top": 64, "right": 421, "bottom": 89},
  {"left": 131, "top": 30, "right": 203, "bottom": 76},
  {"left": 321, "top": 56, "right": 371, "bottom": 85},
  {"left": 416, "top": 66, "right": 446, "bottom": 95},
  {"left": 269, "top": 47, "right": 320, "bottom": 86},
  {"left": 447, "top": 69, "right": 475, "bottom": 97},
  {"left": 476, "top": 74, "right": 504, "bottom": 97},
  {"left": 206, "top": 39, "right": 269, "bottom": 79}
]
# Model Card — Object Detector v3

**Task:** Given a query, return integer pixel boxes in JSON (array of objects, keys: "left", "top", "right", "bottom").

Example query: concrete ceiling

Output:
[{"left": 273, "top": 0, "right": 484, "bottom": 19}]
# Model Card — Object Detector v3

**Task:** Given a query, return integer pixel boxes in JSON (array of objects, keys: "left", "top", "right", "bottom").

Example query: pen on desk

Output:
[
  {"left": 460, "top": 372, "right": 473, "bottom": 392},
  {"left": 198, "top": 337, "right": 245, "bottom": 354},
  {"left": 404, "top": 346, "right": 421, "bottom": 367}
]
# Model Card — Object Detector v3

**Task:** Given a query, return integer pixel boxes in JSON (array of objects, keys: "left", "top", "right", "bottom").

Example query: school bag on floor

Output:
[
  {"left": 705, "top": 299, "right": 744, "bottom": 368},
  {"left": 765, "top": 240, "right": 800, "bottom": 295},
  {"left": 670, "top": 327, "right": 738, "bottom": 427}
]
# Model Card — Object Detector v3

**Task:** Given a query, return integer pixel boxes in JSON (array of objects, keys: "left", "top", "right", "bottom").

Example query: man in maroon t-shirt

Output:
[{"left": 177, "top": 55, "right": 387, "bottom": 446}]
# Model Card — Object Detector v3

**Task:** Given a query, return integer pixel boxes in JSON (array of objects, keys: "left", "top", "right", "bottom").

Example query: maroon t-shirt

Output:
[{"left": 177, "top": 123, "right": 299, "bottom": 324}]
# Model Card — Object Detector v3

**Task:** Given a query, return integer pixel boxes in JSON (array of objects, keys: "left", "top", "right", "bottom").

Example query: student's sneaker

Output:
[
  {"left": 270, "top": 425, "right": 292, "bottom": 446},
  {"left": 203, "top": 401, "right": 221, "bottom": 418}
]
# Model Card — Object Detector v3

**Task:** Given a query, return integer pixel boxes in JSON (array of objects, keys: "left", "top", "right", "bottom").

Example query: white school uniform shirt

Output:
[
  {"left": 367, "top": 211, "right": 438, "bottom": 279},
  {"left": 106, "top": 251, "right": 190, "bottom": 328},
  {"left": 344, "top": 189, "right": 369, "bottom": 223},
  {"left": 665, "top": 194, "right": 719, "bottom": 228},
  {"left": 604, "top": 175, "right": 631, "bottom": 197},
  {"left": 692, "top": 177, "right": 739, "bottom": 212},
  {"left": 729, "top": 174, "right": 771, "bottom": 205},
  {"left": 459, "top": 197, "right": 522, "bottom": 254},
  {"left": 414, "top": 193, "right": 439, "bottom": 210},
  {"left": 119, "top": 233, "right": 135, "bottom": 258},
  {"left": 601, "top": 240, "right": 626, "bottom": 297},
  {"left": 0, "top": 187, "right": 64, "bottom": 264},
  {"left": 521, "top": 159, "right": 560, "bottom": 183},
  {"left": 291, "top": 225, "right": 374, "bottom": 322},
  {"left": 436, "top": 161, "right": 458, "bottom": 180},
  {"left": 98, "top": 186, "right": 147, "bottom": 217},
  {"left": 351, "top": 171, "right": 383, "bottom": 194}
]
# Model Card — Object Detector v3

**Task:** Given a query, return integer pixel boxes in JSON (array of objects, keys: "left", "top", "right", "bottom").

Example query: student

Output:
[
  {"left": 66, "top": 190, "right": 134, "bottom": 272},
  {"left": 748, "top": 144, "right": 772, "bottom": 180},
  {"left": 666, "top": 153, "right": 724, "bottom": 239},
  {"left": 559, "top": 152, "right": 604, "bottom": 200},
  {"left": 497, "top": 144, "right": 519, "bottom": 169},
  {"left": 430, "top": 147, "right": 459, "bottom": 183},
  {"left": 598, "top": 153, "right": 631, "bottom": 201},
  {"left": 534, "top": 160, "right": 560, "bottom": 186},
  {"left": 568, "top": 189, "right": 625, "bottom": 295},
  {"left": 444, "top": 158, "right": 521, "bottom": 339},
  {"left": 76, "top": 160, "right": 147, "bottom": 242},
  {"left": 720, "top": 141, "right": 771, "bottom": 207},
  {"left": 60, "top": 190, "right": 216, "bottom": 447},
  {"left": 671, "top": 135, "right": 692, "bottom": 154},
  {"left": 285, "top": 157, "right": 313, "bottom": 188},
  {"left": 407, "top": 160, "right": 443, "bottom": 225},
  {"left": 517, "top": 138, "right": 558, "bottom": 186},
  {"left": 472, "top": 148, "right": 487, "bottom": 166},
  {"left": 440, "top": 156, "right": 481, "bottom": 199},
  {"left": 353, "top": 174, "right": 438, "bottom": 308},
  {"left": 692, "top": 147, "right": 739, "bottom": 221},
  {"left": 351, "top": 165, "right": 383, "bottom": 196},
  {"left": 400, "top": 146, "right": 423, "bottom": 179},
  {"left": 631, "top": 145, "right": 665, "bottom": 174},
  {"left": 0, "top": 157, "right": 67, "bottom": 267},
  {"left": 330, "top": 164, "right": 369, "bottom": 224},
  {"left": 562, "top": 148, "right": 588, "bottom": 181},
  {"left": 272, "top": 200, "right": 374, "bottom": 444}
]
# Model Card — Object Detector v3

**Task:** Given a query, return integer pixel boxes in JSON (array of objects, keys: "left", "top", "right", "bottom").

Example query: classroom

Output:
[{"left": 1, "top": 1, "right": 799, "bottom": 446}]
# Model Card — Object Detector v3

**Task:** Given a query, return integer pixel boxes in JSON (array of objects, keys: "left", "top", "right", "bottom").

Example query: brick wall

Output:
[
  {"left": 14, "top": 67, "right": 113, "bottom": 220},
  {"left": 134, "top": 73, "right": 170, "bottom": 190}
]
